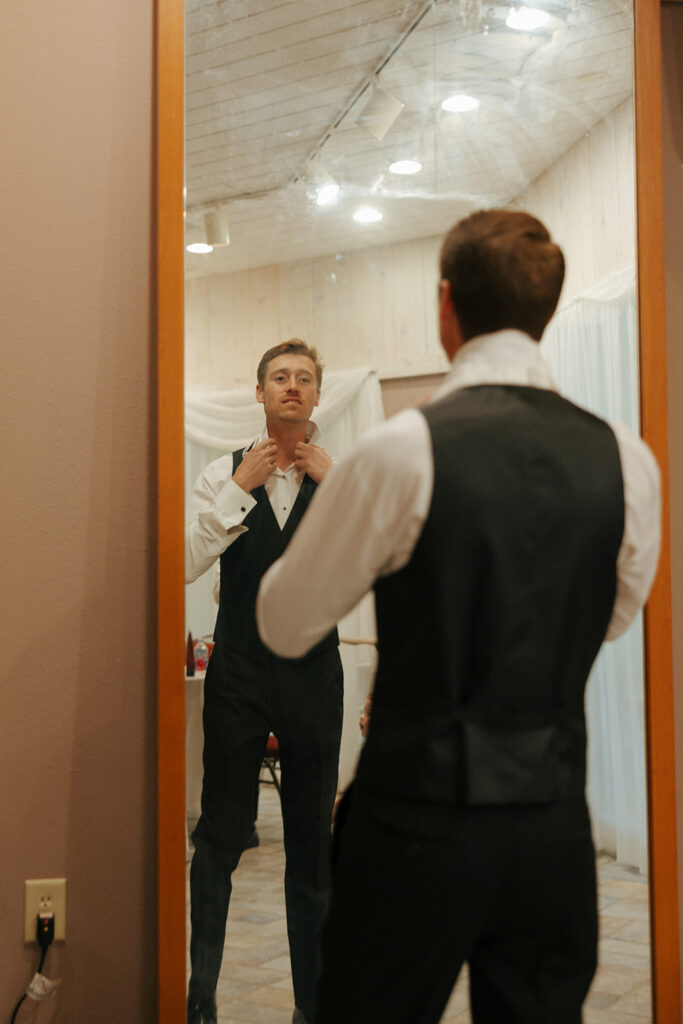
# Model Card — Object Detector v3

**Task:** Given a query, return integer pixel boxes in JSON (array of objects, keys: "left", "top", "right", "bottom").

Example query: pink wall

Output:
[
  {"left": 0, "top": 2, "right": 156, "bottom": 1020},
  {"left": 662, "top": 1, "right": 683, "bottom": 989}
]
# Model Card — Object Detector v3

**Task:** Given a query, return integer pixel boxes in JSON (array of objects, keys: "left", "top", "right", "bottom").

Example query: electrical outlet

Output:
[{"left": 24, "top": 878, "right": 66, "bottom": 942}]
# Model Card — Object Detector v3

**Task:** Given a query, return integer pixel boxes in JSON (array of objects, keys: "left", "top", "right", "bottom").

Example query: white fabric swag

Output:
[{"left": 542, "top": 264, "right": 647, "bottom": 873}]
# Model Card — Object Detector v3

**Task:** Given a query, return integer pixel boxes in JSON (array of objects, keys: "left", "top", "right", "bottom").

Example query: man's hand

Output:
[
  {"left": 232, "top": 439, "right": 278, "bottom": 493},
  {"left": 359, "top": 695, "right": 372, "bottom": 739},
  {"left": 294, "top": 442, "right": 333, "bottom": 483}
]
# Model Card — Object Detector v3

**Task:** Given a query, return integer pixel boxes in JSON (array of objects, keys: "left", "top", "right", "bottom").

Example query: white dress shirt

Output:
[
  {"left": 256, "top": 330, "right": 661, "bottom": 658},
  {"left": 185, "top": 422, "right": 323, "bottom": 584}
]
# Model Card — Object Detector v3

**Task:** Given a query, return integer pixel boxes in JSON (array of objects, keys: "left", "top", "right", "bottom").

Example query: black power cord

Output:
[{"left": 10, "top": 912, "right": 54, "bottom": 1023}]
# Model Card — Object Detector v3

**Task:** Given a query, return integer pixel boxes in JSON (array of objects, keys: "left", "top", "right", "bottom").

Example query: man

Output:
[
  {"left": 186, "top": 339, "right": 343, "bottom": 1024},
  {"left": 256, "top": 211, "right": 661, "bottom": 1023}
]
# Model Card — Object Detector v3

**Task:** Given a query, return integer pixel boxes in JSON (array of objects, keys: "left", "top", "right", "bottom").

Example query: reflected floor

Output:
[{"left": 186, "top": 786, "right": 651, "bottom": 1024}]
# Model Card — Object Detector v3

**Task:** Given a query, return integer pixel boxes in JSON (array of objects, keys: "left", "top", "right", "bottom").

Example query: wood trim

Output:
[
  {"left": 635, "top": 1, "right": 680, "bottom": 1019},
  {"left": 156, "top": 0, "right": 186, "bottom": 1020}
]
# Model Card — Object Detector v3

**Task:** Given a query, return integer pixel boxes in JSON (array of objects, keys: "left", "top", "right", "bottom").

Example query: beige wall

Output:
[
  {"left": 520, "top": 98, "right": 636, "bottom": 300},
  {"left": 662, "top": 1, "right": 683, "bottom": 989},
  {"left": 0, "top": 2, "right": 156, "bottom": 1021},
  {"left": 185, "top": 234, "right": 448, "bottom": 388}
]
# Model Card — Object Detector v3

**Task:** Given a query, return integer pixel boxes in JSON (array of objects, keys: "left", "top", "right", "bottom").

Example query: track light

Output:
[
  {"left": 185, "top": 204, "right": 230, "bottom": 254},
  {"left": 304, "top": 159, "right": 341, "bottom": 207},
  {"left": 203, "top": 205, "right": 230, "bottom": 247},
  {"left": 358, "top": 80, "right": 404, "bottom": 141},
  {"left": 316, "top": 182, "right": 340, "bottom": 206}
]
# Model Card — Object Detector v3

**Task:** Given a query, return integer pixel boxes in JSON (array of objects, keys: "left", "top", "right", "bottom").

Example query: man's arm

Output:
[
  {"left": 185, "top": 455, "right": 255, "bottom": 584},
  {"left": 185, "top": 440, "right": 278, "bottom": 583},
  {"left": 604, "top": 422, "right": 662, "bottom": 641},
  {"left": 256, "top": 410, "right": 433, "bottom": 657}
]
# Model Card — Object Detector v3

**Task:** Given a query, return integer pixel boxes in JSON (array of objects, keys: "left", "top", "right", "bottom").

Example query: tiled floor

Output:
[{"left": 186, "top": 786, "right": 652, "bottom": 1023}]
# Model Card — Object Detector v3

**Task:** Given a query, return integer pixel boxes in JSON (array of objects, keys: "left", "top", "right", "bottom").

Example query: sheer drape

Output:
[
  {"left": 542, "top": 265, "right": 647, "bottom": 872},
  {"left": 185, "top": 367, "right": 383, "bottom": 787}
]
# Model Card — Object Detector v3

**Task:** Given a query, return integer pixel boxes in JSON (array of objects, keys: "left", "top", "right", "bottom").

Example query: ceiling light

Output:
[
  {"left": 506, "top": 6, "right": 551, "bottom": 31},
  {"left": 358, "top": 81, "right": 404, "bottom": 141},
  {"left": 304, "top": 159, "right": 341, "bottom": 207},
  {"left": 204, "top": 206, "right": 230, "bottom": 247},
  {"left": 316, "top": 182, "right": 340, "bottom": 206},
  {"left": 353, "top": 207, "right": 383, "bottom": 224},
  {"left": 441, "top": 94, "right": 480, "bottom": 113},
  {"left": 185, "top": 203, "right": 230, "bottom": 252},
  {"left": 389, "top": 160, "right": 422, "bottom": 175}
]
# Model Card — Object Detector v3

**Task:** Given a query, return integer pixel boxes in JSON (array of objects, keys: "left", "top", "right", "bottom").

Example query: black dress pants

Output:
[
  {"left": 189, "top": 643, "right": 343, "bottom": 1022},
  {"left": 316, "top": 786, "right": 598, "bottom": 1024}
]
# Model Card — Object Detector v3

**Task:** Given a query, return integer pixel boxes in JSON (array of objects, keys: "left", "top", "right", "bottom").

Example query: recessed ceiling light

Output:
[
  {"left": 316, "top": 182, "right": 340, "bottom": 206},
  {"left": 186, "top": 243, "right": 213, "bottom": 254},
  {"left": 506, "top": 6, "right": 551, "bottom": 31},
  {"left": 389, "top": 160, "right": 422, "bottom": 175},
  {"left": 353, "top": 207, "right": 383, "bottom": 223},
  {"left": 441, "top": 94, "right": 480, "bottom": 113}
]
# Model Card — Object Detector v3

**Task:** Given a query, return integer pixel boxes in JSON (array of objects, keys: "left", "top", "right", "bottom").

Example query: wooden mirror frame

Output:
[{"left": 155, "top": 1, "right": 679, "bottom": 1019}]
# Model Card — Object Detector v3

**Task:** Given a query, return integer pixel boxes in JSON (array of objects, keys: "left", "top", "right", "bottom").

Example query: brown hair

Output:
[
  {"left": 439, "top": 209, "right": 565, "bottom": 341},
  {"left": 256, "top": 338, "right": 324, "bottom": 389}
]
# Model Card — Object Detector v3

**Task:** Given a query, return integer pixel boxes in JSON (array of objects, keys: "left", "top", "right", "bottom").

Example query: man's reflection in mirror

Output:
[
  {"left": 185, "top": 340, "right": 344, "bottom": 1024},
  {"left": 257, "top": 211, "right": 661, "bottom": 1023}
]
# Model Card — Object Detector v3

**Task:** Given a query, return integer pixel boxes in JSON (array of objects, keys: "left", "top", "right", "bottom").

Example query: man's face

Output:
[{"left": 256, "top": 354, "right": 320, "bottom": 425}]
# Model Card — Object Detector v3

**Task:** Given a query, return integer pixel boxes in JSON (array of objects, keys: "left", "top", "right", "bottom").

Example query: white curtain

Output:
[
  {"left": 542, "top": 265, "right": 648, "bottom": 872},
  {"left": 185, "top": 366, "right": 384, "bottom": 788}
]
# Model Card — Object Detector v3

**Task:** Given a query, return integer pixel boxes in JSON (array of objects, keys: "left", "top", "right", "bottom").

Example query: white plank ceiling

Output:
[{"left": 185, "top": 0, "right": 634, "bottom": 276}]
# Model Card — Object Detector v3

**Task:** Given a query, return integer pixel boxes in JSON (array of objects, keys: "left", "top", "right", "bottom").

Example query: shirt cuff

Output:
[{"left": 215, "top": 477, "right": 257, "bottom": 524}]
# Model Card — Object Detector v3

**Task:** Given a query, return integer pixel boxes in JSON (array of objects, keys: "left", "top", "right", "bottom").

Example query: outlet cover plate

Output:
[{"left": 24, "top": 878, "right": 66, "bottom": 942}]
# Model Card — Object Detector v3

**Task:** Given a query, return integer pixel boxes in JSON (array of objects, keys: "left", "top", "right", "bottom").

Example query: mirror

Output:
[{"left": 156, "top": 0, "right": 680, "bottom": 1020}]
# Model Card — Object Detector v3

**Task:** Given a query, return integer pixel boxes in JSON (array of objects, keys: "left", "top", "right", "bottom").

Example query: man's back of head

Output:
[{"left": 440, "top": 209, "right": 565, "bottom": 342}]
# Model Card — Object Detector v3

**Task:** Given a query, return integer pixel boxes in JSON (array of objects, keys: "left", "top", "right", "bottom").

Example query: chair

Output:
[{"left": 260, "top": 733, "right": 281, "bottom": 797}]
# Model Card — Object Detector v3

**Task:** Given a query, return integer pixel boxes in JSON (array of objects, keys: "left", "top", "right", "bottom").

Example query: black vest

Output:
[
  {"left": 355, "top": 385, "right": 625, "bottom": 805},
  {"left": 214, "top": 449, "right": 339, "bottom": 662}
]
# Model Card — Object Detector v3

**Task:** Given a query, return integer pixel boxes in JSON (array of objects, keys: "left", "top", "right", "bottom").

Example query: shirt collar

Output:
[
  {"left": 246, "top": 421, "right": 323, "bottom": 476},
  {"left": 253, "top": 420, "right": 322, "bottom": 446},
  {"left": 431, "top": 329, "right": 557, "bottom": 402}
]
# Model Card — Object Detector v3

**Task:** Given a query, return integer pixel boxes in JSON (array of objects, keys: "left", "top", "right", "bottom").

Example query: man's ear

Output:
[
  {"left": 314, "top": 389, "right": 320, "bottom": 407},
  {"left": 438, "top": 279, "right": 464, "bottom": 361},
  {"left": 438, "top": 278, "right": 455, "bottom": 320},
  {"left": 256, "top": 383, "right": 264, "bottom": 405}
]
